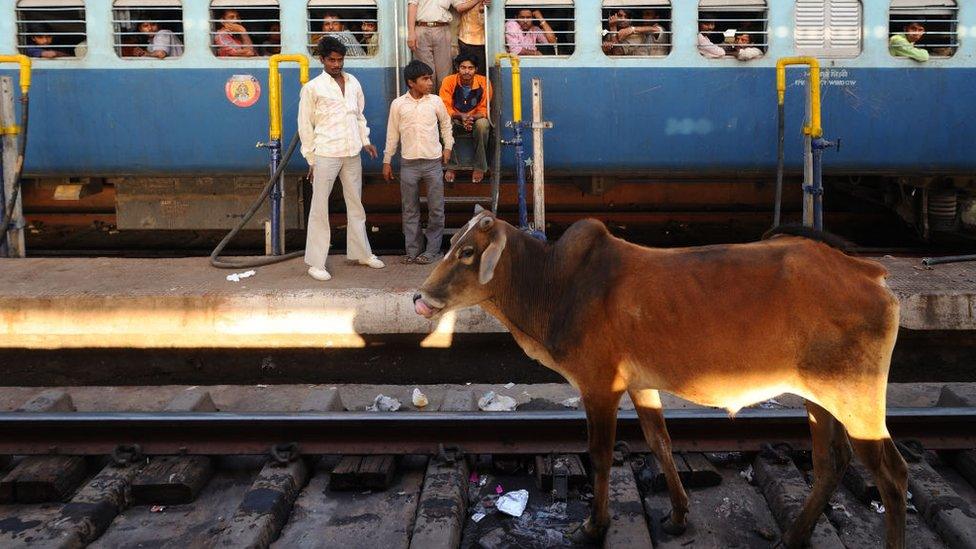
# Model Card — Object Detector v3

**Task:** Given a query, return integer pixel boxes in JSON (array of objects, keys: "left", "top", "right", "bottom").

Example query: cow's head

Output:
[{"left": 413, "top": 206, "right": 507, "bottom": 320}]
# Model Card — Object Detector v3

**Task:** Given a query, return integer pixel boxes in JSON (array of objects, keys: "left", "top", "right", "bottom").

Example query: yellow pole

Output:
[
  {"left": 0, "top": 55, "right": 31, "bottom": 95},
  {"left": 494, "top": 53, "right": 521, "bottom": 123},
  {"left": 775, "top": 56, "right": 821, "bottom": 138},
  {"left": 268, "top": 54, "right": 310, "bottom": 140}
]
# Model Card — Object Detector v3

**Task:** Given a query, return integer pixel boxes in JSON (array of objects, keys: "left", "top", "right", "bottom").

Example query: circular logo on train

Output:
[{"left": 225, "top": 74, "right": 261, "bottom": 108}]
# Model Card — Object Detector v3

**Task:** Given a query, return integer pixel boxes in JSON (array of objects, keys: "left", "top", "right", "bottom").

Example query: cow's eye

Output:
[{"left": 459, "top": 246, "right": 475, "bottom": 259}]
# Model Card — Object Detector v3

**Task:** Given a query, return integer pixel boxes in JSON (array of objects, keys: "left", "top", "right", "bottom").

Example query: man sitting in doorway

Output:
[
  {"left": 890, "top": 22, "right": 929, "bottom": 62},
  {"left": 439, "top": 52, "right": 491, "bottom": 184},
  {"left": 138, "top": 19, "right": 184, "bottom": 59},
  {"left": 505, "top": 8, "right": 556, "bottom": 55}
]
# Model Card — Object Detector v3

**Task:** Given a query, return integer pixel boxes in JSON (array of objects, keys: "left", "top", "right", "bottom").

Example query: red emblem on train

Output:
[{"left": 225, "top": 75, "right": 261, "bottom": 108}]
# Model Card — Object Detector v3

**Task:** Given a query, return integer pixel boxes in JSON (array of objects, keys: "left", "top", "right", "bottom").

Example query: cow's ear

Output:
[
  {"left": 478, "top": 216, "right": 494, "bottom": 231},
  {"left": 479, "top": 231, "right": 507, "bottom": 285}
]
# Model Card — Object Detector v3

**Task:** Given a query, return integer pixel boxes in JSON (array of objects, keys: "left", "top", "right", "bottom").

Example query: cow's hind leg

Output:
[
  {"left": 781, "top": 402, "right": 852, "bottom": 548},
  {"left": 849, "top": 437, "right": 907, "bottom": 549},
  {"left": 575, "top": 388, "right": 624, "bottom": 541},
  {"left": 630, "top": 388, "right": 690, "bottom": 534}
]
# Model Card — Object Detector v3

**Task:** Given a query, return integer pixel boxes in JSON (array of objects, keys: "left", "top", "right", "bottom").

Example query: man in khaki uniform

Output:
[{"left": 407, "top": 0, "right": 462, "bottom": 90}]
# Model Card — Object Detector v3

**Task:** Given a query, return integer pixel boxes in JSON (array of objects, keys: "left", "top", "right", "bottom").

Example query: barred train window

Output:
[
  {"left": 505, "top": 1, "right": 576, "bottom": 56},
  {"left": 307, "top": 0, "right": 379, "bottom": 58},
  {"left": 15, "top": 0, "right": 87, "bottom": 59},
  {"left": 795, "top": 0, "right": 861, "bottom": 59},
  {"left": 210, "top": 0, "right": 280, "bottom": 58},
  {"left": 697, "top": 0, "right": 768, "bottom": 61},
  {"left": 112, "top": 0, "right": 184, "bottom": 60},
  {"left": 889, "top": 0, "right": 958, "bottom": 58},
  {"left": 601, "top": 1, "right": 671, "bottom": 57}
]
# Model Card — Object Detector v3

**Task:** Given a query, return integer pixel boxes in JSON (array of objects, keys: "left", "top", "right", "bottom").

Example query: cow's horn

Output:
[
  {"left": 474, "top": 204, "right": 485, "bottom": 214},
  {"left": 478, "top": 216, "right": 494, "bottom": 230}
]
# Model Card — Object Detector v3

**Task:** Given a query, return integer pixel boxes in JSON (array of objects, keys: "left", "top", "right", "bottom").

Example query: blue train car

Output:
[{"left": 1, "top": 0, "right": 973, "bottom": 239}]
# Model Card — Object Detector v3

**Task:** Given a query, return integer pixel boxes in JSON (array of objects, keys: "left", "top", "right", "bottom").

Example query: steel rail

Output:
[{"left": 0, "top": 407, "right": 973, "bottom": 456}]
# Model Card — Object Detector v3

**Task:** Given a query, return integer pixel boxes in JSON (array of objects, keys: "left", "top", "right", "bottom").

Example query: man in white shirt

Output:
[
  {"left": 697, "top": 18, "right": 726, "bottom": 59},
  {"left": 137, "top": 20, "right": 183, "bottom": 59},
  {"left": 298, "top": 36, "right": 385, "bottom": 282},
  {"left": 383, "top": 60, "right": 454, "bottom": 264}
]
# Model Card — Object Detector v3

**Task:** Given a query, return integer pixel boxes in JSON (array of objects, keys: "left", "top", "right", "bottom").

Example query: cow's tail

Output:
[{"left": 762, "top": 224, "right": 855, "bottom": 254}]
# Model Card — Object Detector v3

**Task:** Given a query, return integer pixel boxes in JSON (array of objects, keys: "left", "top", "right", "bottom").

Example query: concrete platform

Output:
[{"left": 0, "top": 255, "right": 972, "bottom": 350}]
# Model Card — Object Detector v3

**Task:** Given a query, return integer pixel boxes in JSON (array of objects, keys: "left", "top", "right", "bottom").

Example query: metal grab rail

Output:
[{"left": 0, "top": 54, "right": 32, "bottom": 257}]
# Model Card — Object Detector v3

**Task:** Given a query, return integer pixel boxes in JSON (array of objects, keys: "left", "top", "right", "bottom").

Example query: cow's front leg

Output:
[{"left": 577, "top": 389, "right": 624, "bottom": 540}]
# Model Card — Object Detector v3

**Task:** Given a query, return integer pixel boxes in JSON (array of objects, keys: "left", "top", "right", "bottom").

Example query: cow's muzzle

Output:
[{"left": 413, "top": 292, "right": 443, "bottom": 319}]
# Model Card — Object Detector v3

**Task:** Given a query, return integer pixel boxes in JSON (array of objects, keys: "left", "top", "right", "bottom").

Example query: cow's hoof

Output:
[
  {"left": 566, "top": 519, "right": 607, "bottom": 543},
  {"left": 660, "top": 510, "right": 688, "bottom": 535},
  {"left": 661, "top": 517, "right": 687, "bottom": 536}
]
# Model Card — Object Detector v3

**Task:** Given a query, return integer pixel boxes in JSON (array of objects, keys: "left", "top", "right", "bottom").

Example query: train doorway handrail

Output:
[{"left": 0, "top": 54, "right": 31, "bottom": 258}]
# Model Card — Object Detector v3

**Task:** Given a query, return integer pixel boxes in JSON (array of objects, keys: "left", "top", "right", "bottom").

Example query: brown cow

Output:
[{"left": 414, "top": 209, "right": 907, "bottom": 548}]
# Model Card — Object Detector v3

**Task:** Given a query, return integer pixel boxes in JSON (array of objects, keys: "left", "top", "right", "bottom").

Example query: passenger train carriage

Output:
[{"left": 1, "top": 0, "right": 973, "bottom": 241}]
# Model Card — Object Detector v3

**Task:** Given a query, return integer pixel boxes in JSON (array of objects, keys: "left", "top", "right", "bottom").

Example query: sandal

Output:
[
  {"left": 444, "top": 170, "right": 456, "bottom": 183},
  {"left": 415, "top": 253, "right": 437, "bottom": 265},
  {"left": 401, "top": 255, "right": 417, "bottom": 264},
  {"left": 472, "top": 169, "right": 484, "bottom": 184}
]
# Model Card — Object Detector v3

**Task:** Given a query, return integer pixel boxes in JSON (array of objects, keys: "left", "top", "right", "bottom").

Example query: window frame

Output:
[
  {"left": 504, "top": 0, "right": 577, "bottom": 58},
  {"left": 794, "top": 0, "right": 862, "bottom": 59},
  {"left": 15, "top": 0, "right": 88, "bottom": 61},
  {"left": 697, "top": 0, "right": 769, "bottom": 61},
  {"left": 111, "top": 0, "right": 185, "bottom": 61},
  {"left": 600, "top": 1, "right": 672, "bottom": 59},
  {"left": 306, "top": 0, "right": 379, "bottom": 59},
  {"left": 888, "top": 0, "right": 958, "bottom": 59},
  {"left": 209, "top": 0, "right": 281, "bottom": 59}
]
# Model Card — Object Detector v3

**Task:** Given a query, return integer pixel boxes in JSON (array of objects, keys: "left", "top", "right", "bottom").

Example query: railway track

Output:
[{"left": 2, "top": 383, "right": 976, "bottom": 547}]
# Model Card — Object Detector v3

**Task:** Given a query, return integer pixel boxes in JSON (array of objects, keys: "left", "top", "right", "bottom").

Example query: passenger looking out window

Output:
[
  {"left": 138, "top": 20, "right": 184, "bottom": 59},
  {"left": 214, "top": 9, "right": 257, "bottom": 57},
  {"left": 505, "top": 9, "right": 556, "bottom": 55},
  {"left": 456, "top": 0, "right": 488, "bottom": 74},
  {"left": 25, "top": 27, "right": 67, "bottom": 59},
  {"left": 697, "top": 17, "right": 726, "bottom": 58},
  {"left": 889, "top": 22, "right": 929, "bottom": 62},
  {"left": 602, "top": 8, "right": 668, "bottom": 56},
  {"left": 732, "top": 32, "right": 761, "bottom": 61},
  {"left": 439, "top": 53, "right": 491, "bottom": 184},
  {"left": 316, "top": 12, "right": 365, "bottom": 57},
  {"left": 361, "top": 20, "right": 378, "bottom": 57},
  {"left": 261, "top": 23, "right": 281, "bottom": 56}
]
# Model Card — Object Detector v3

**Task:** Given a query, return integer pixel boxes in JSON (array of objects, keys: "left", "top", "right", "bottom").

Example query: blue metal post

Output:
[
  {"left": 810, "top": 137, "right": 837, "bottom": 232},
  {"left": 512, "top": 124, "right": 528, "bottom": 230},
  {"left": 268, "top": 138, "right": 282, "bottom": 255}
]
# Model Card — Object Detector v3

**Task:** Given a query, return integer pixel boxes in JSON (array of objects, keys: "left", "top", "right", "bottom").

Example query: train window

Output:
[
  {"left": 210, "top": 0, "right": 280, "bottom": 58},
  {"left": 889, "top": 0, "right": 958, "bottom": 59},
  {"left": 601, "top": 1, "right": 671, "bottom": 57},
  {"left": 698, "top": 0, "right": 767, "bottom": 61},
  {"left": 505, "top": 1, "right": 576, "bottom": 56},
  {"left": 15, "top": 0, "right": 87, "bottom": 60},
  {"left": 112, "top": 0, "right": 185, "bottom": 59},
  {"left": 307, "top": 0, "right": 378, "bottom": 58},
  {"left": 795, "top": 0, "right": 861, "bottom": 59}
]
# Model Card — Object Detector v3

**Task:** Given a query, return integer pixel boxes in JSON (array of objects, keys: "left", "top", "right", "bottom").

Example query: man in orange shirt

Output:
[{"left": 438, "top": 53, "right": 491, "bottom": 183}]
